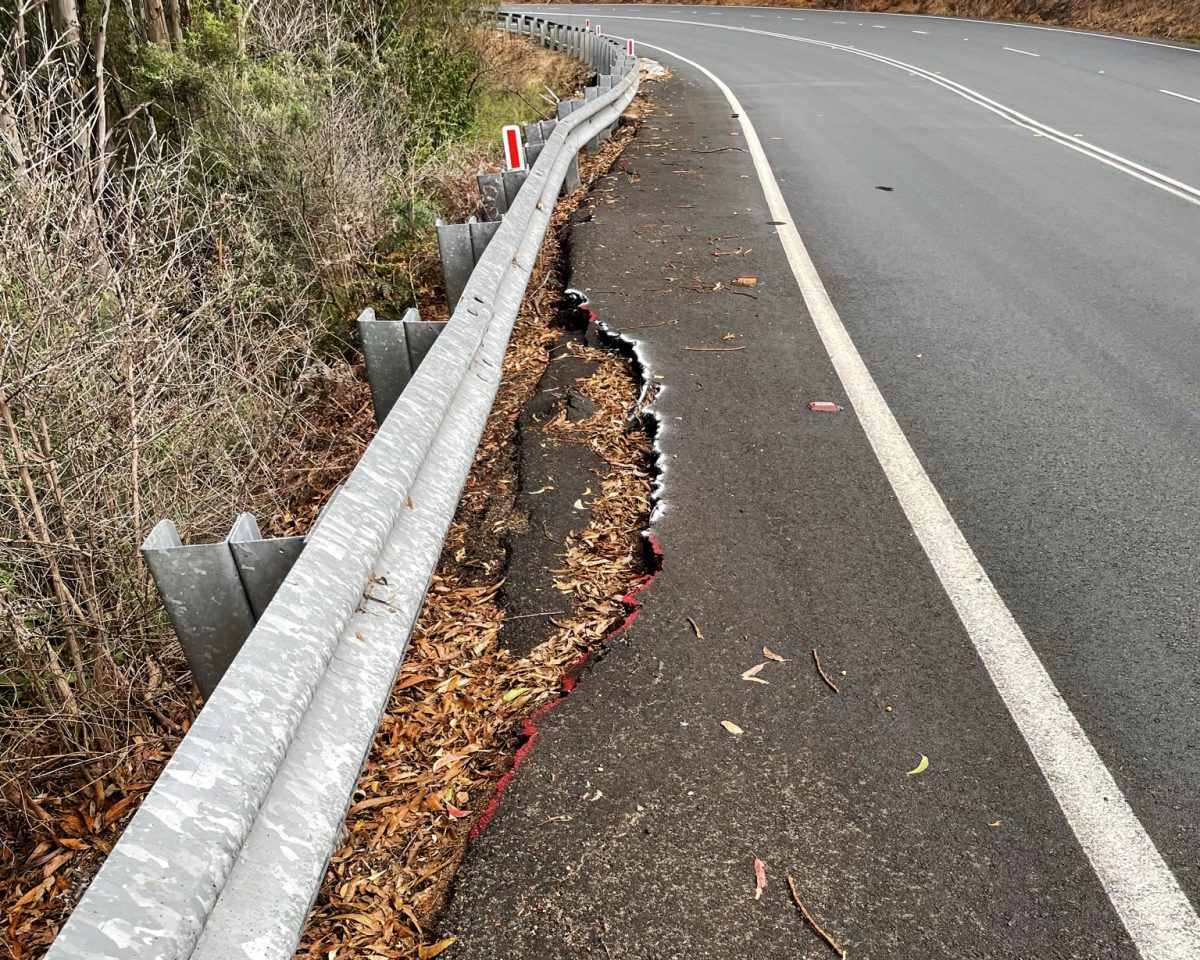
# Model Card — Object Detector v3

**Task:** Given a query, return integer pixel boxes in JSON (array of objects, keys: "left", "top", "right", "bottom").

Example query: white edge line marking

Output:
[
  {"left": 912, "top": 29, "right": 929, "bottom": 34},
  {"left": 1160, "top": 88, "right": 1200, "bottom": 104},
  {"left": 1003, "top": 45, "right": 1041, "bottom": 57},
  {"left": 855, "top": 6, "right": 1200, "bottom": 53},
  {"left": 543, "top": 12, "right": 1200, "bottom": 208},
  {"left": 628, "top": 34, "right": 1200, "bottom": 960}
]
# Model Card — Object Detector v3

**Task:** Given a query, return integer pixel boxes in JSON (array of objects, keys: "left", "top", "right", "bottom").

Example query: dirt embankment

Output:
[{"left": 561, "top": 0, "right": 1200, "bottom": 43}]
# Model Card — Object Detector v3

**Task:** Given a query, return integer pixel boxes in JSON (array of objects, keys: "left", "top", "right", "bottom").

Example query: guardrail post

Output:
[
  {"left": 227, "top": 513, "right": 306, "bottom": 619},
  {"left": 405, "top": 313, "right": 448, "bottom": 370},
  {"left": 523, "top": 120, "right": 547, "bottom": 170},
  {"left": 358, "top": 306, "right": 412, "bottom": 423},
  {"left": 478, "top": 172, "right": 506, "bottom": 220},
  {"left": 522, "top": 119, "right": 577, "bottom": 194},
  {"left": 141, "top": 518, "right": 256, "bottom": 700},
  {"left": 598, "top": 75, "right": 620, "bottom": 142},
  {"left": 477, "top": 170, "right": 530, "bottom": 220},
  {"left": 436, "top": 217, "right": 501, "bottom": 309},
  {"left": 358, "top": 306, "right": 449, "bottom": 422},
  {"left": 584, "top": 87, "right": 605, "bottom": 154}
]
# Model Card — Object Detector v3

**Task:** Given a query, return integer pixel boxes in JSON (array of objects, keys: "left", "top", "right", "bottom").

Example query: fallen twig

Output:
[
  {"left": 615, "top": 319, "right": 679, "bottom": 332},
  {"left": 787, "top": 875, "right": 848, "bottom": 959},
  {"left": 505, "top": 610, "right": 569, "bottom": 621},
  {"left": 812, "top": 648, "right": 841, "bottom": 695},
  {"left": 686, "top": 616, "right": 704, "bottom": 640}
]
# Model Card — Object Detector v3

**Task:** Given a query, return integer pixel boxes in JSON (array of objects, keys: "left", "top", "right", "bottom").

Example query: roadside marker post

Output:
[
  {"left": 628, "top": 38, "right": 636, "bottom": 57},
  {"left": 584, "top": 17, "right": 590, "bottom": 28},
  {"left": 595, "top": 24, "right": 602, "bottom": 35},
  {"left": 501, "top": 124, "right": 527, "bottom": 172}
]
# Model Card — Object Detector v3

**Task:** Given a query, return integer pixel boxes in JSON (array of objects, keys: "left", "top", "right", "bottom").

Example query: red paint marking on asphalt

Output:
[
  {"left": 468, "top": 535, "right": 663, "bottom": 840},
  {"left": 467, "top": 304, "right": 664, "bottom": 841}
]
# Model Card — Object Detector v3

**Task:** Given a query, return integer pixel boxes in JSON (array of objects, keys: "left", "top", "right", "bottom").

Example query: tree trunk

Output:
[
  {"left": 50, "top": 0, "right": 83, "bottom": 49},
  {"left": 93, "top": 0, "right": 114, "bottom": 199},
  {"left": 144, "top": 0, "right": 169, "bottom": 44},
  {"left": 164, "top": 0, "right": 184, "bottom": 45}
]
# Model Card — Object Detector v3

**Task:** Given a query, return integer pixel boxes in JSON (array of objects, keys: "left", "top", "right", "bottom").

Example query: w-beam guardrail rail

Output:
[{"left": 46, "top": 13, "right": 638, "bottom": 960}]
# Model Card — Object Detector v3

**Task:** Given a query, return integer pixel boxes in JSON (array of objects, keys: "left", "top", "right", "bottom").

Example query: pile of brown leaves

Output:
[{"left": 296, "top": 106, "right": 654, "bottom": 960}]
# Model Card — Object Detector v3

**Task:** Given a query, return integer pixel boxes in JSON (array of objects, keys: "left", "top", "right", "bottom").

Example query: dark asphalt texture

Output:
[
  {"left": 438, "top": 6, "right": 1200, "bottom": 957},
  {"left": 500, "top": 333, "right": 604, "bottom": 656}
]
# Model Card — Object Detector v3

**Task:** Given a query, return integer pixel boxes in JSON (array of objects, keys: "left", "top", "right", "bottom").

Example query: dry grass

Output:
[
  {"left": 562, "top": 0, "right": 1200, "bottom": 42},
  {"left": 0, "top": 28, "right": 594, "bottom": 960}
]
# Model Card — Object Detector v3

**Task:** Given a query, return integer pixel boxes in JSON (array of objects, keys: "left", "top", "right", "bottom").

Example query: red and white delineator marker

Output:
[
  {"left": 501, "top": 124, "right": 527, "bottom": 172},
  {"left": 584, "top": 18, "right": 590, "bottom": 28},
  {"left": 627, "top": 37, "right": 635, "bottom": 56},
  {"left": 594, "top": 24, "right": 602, "bottom": 35}
]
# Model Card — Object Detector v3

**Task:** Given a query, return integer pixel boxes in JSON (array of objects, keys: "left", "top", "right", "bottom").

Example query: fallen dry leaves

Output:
[{"left": 294, "top": 102, "right": 654, "bottom": 959}]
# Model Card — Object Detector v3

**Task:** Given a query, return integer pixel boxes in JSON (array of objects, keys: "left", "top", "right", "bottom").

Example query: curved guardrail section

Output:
[{"left": 46, "top": 13, "right": 638, "bottom": 960}]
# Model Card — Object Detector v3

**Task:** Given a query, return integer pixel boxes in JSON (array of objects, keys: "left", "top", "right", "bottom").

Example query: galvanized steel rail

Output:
[{"left": 46, "top": 13, "right": 637, "bottom": 960}]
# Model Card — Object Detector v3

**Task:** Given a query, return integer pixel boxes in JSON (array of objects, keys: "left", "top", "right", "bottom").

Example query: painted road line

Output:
[
  {"left": 628, "top": 35, "right": 1200, "bottom": 960},
  {"left": 913, "top": 30, "right": 929, "bottom": 34},
  {"left": 546, "top": 13, "right": 1200, "bottom": 208},
  {"left": 1161, "top": 89, "right": 1200, "bottom": 104},
  {"left": 1004, "top": 46, "right": 1042, "bottom": 57},
  {"left": 839, "top": 8, "right": 1200, "bottom": 55}
]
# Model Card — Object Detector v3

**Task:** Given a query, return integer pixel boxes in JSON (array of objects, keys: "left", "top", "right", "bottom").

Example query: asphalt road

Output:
[{"left": 443, "top": 7, "right": 1200, "bottom": 957}]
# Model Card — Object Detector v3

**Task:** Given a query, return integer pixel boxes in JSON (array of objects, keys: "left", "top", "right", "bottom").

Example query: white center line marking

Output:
[
  {"left": 1004, "top": 45, "right": 1042, "bottom": 57},
  {"left": 912, "top": 29, "right": 929, "bottom": 34},
  {"left": 628, "top": 33, "right": 1200, "bottom": 960},
  {"left": 1161, "top": 88, "right": 1200, "bottom": 104},
  {"left": 564, "top": 13, "right": 1200, "bottom": 207},
  {"left": 872, "top": 24, "right": 887, "bottom": 28}
]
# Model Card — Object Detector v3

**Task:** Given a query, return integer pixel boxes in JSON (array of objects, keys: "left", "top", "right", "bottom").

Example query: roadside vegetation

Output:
[
  {"left": 0, "top": 0, "right": 586, "bottom": 949},
  {"left": 575, "top": 0, "right": 1200, "bottom": 42}
]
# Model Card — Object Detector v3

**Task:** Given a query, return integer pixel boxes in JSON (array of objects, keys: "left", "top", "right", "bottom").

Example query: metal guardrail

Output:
[{"left": 46, "top": 13, "right": 638, "bottom": 960}]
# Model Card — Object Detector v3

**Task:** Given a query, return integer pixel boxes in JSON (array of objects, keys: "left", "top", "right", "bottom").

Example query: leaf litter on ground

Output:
[{"left": 295, "top": 97, "right": 656, "bottom": 960}]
